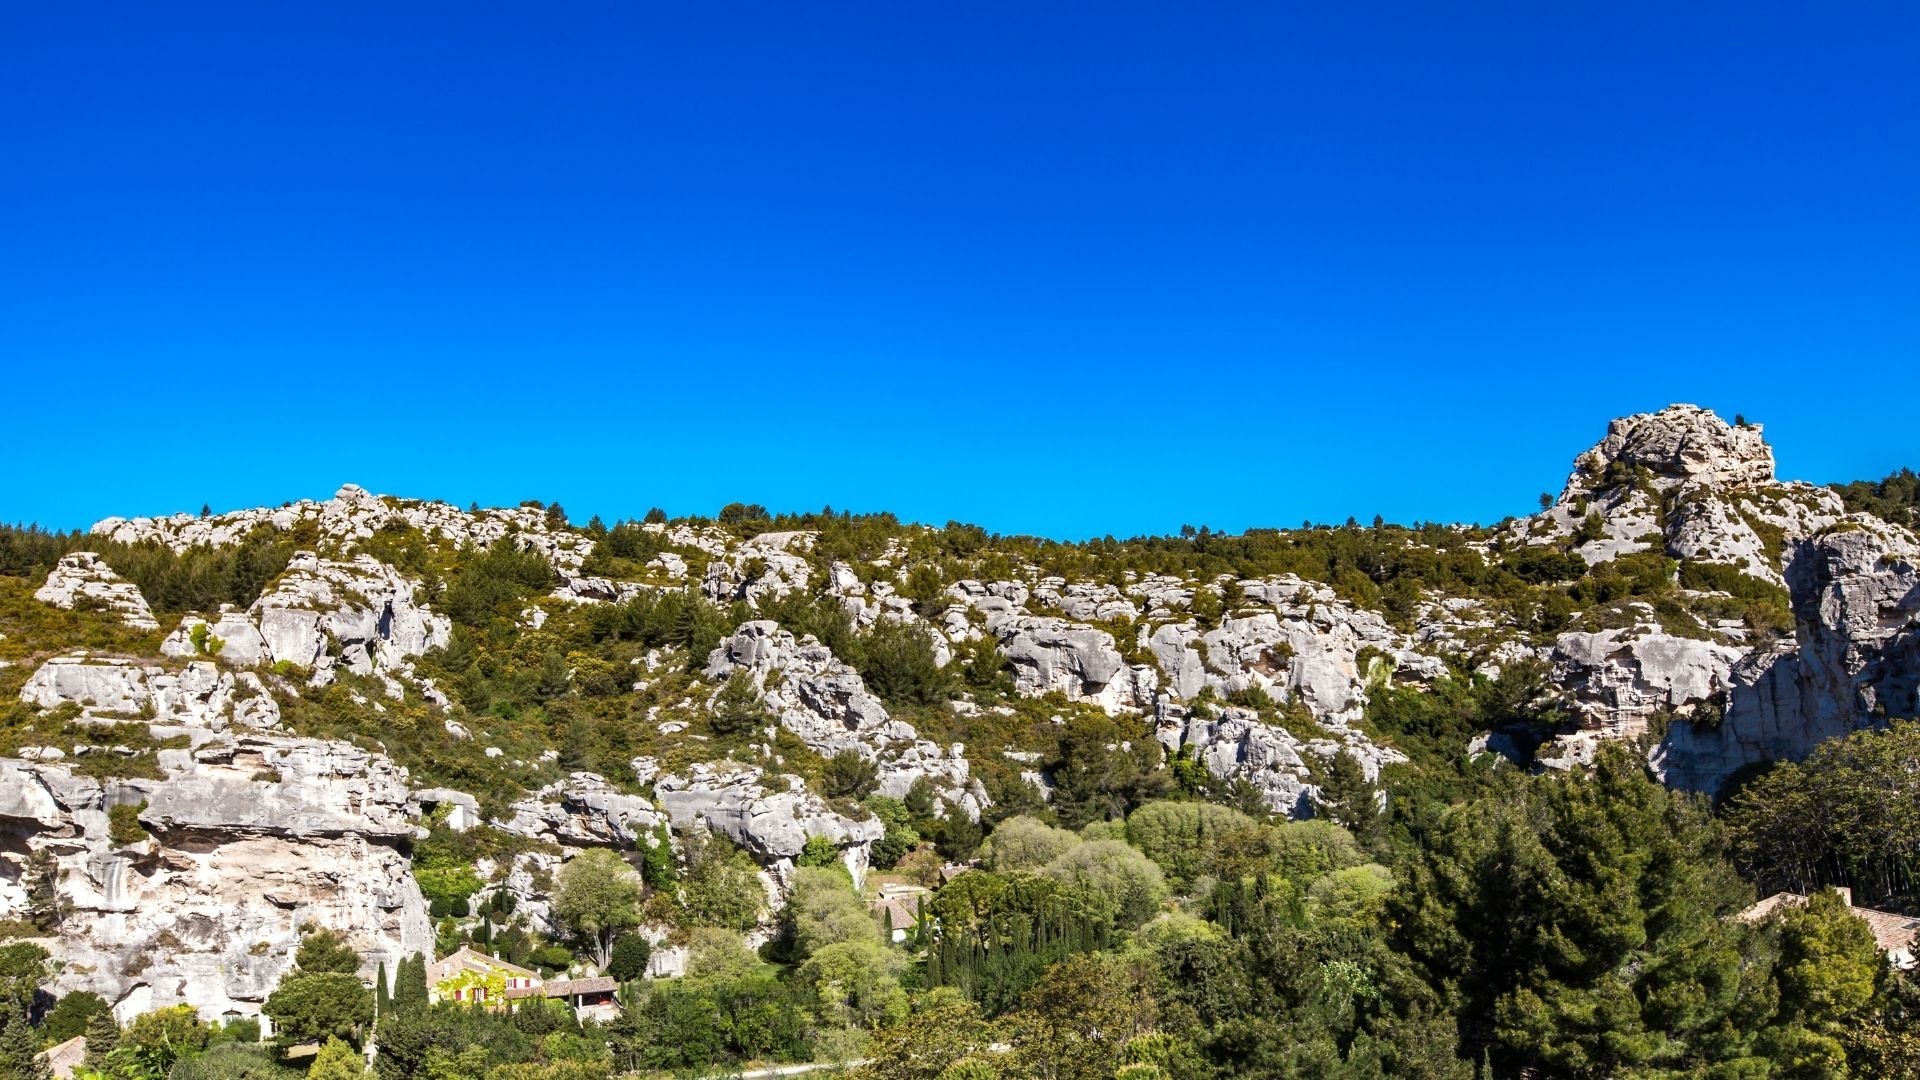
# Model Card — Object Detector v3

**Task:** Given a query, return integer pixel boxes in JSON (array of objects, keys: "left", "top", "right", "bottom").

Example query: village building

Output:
[
  {"left": 427, "top": 946, "right": 622, "bottom": 1020},
  {"left": 870, "top": 883, "right": 929, "bottom": 944},
  {"left": 1737, "top": 887, "right": 1920, "bottom": 969},
  {"left": 37, "top": 1036, "right": 87, "bottom": 1080}
]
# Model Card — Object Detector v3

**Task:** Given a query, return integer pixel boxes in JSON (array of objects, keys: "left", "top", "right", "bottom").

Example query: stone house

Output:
[{"left": 426, "top": 946, "right": 620, "bottom": 1020}]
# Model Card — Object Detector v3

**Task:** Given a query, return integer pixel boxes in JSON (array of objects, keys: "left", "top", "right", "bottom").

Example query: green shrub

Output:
[{"left": 108, "top": 801, "right": 149, "bottom": 846}]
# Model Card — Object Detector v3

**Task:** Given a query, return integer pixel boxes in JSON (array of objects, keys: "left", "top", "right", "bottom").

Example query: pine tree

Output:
[
  {"left": 84, "top": 1009, "right": 119, "bottom": 1064},
  {"left": 0, "top": 1007, "right": 49, "bottom": 1080}
]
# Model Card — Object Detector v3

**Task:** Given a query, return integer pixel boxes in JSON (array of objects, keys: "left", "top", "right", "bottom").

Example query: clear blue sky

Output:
[{"left": 2, "top": 4, "right": 1914, "bottom": 539}]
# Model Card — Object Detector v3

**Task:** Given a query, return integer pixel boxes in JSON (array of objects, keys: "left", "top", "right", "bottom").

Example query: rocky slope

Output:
[{"left": 3, "top": 403, "right": 1916, "bottom": 1024}]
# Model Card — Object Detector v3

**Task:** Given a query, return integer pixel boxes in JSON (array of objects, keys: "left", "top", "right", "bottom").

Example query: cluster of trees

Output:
[
  {"left": 1726, "top": 722, "right": 1920, "bottom": 908},
  {"left": 1832, "top": 468, "right": 1920, "bottom": 529},
  {"left": 0, "top": 523, "right": 295, "bottom": 616},
  {"left": 846, "top": 747, "right": 1918, "bottom": 1078}
]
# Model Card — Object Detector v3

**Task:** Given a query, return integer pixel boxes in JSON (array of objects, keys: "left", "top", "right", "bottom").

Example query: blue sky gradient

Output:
[{"left": 2, "top": 4, "right": 1915, "bottom": 539}]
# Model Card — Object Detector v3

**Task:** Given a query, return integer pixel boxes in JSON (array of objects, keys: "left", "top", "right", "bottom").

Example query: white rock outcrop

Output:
[
  {"left": 249, "top": 552, "right": 450, "bottom": 687},
  {"left": 160, "top": 607, "right": 271, "bottom": 666},
  {"left": 35, "top": 553, "right": 159, "bottom": 630},
  {"left": 705, "top": 621, "right": 985, "bottom": 818},
  {"left": 1155, "top": 705, "right": 1406, "bottom": 818},
  {"left": 0, "top": 735, "right": 430, "bottom": 1026},
  {"left": 496, "top": 774, "right": 665, "bottom": 848},
  {"left": 93, "top": 484, "right": 595, "bottom": 575},
  {"left": 1659, "top": 518, "right": 1920, "bottom": 791},
  {"left": 21, "top": 655, "right": 280, "bottom": 730},
  {"left": 653, "top": 763, "right": 885, "bottom": 879}
]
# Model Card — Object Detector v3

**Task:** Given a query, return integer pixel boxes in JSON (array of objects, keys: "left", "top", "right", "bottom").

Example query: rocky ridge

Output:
[{"left": 7, "top": 403, "right": 1920, "bottom": 1026}]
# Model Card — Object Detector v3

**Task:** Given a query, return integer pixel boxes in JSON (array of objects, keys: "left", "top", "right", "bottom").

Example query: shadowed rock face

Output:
[{"left": 1658, "top": 520, "right": 1920, "bottom": 793}]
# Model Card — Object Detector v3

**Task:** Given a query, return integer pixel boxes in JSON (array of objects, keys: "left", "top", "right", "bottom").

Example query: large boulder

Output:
[
  {"left": 993, "top": 615, "right": 1158, "bottom": 713},
  {"left": 161, "top": 607, "right": 271, "bottom": 666}
]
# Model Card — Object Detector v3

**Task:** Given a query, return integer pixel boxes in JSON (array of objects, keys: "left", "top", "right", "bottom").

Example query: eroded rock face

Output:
[
  {"left": 653, "top": 763, "right": 884, "bottom": 879},
  {"left": 35, "top": 553, "right": 160, "bottom": 631},
  {"left": 1154, "top": 705, "right": 1406, "bottom": 818},
  {"left": 20, "top": 656, "right": 280, "bottom": 730},
  {"left": 705, "top": 621, "right": 985, "bottom": 819},
  {"left": 1572, "top": 404, "right": 1775, "bottom": 490},
  {"left": 496, "top": 774, "right": 665, "bottom": 848},
  {"left": 1514, "top": 405, "right": 1844, "bottom": 583},
  {"left": 0, "top": 736, "right": 430, "bottom": 1026},
  {"left": 1551, "top": 628, "right": 1743, "bottom": 740},
  {"left": 250, "top": 552, "right": 450, "bottom": 687},
  {"left": 1659, "top": 519, "right": 1920, "bottom": 791},
  {"left": 1140, "top": 577, "right": 1442, "bottom": 724},
  {"left": 993, "top": 615, "right": 1159, "bottom": 714}
]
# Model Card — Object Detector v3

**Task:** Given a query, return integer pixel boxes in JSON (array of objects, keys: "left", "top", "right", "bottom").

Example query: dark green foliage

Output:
[
  {"left": 607, "top": 934, "right": 652, "bottom": 982},
  {"left": 1313, "top": 750, "right": 1386, "bottom": 852},
  {"left": 0, "top": 524, "right": 294, "bottom": 615},
  {"left": 441, "top": 539, "right": 559, "bottom": 626},
  {"left": 708, "top": 671, "right": 769, "bottom": 738},
  {"left": 1832, "top": 467, "right": 1920, "bottom": 528},
  {"left": 1047, "top": 713, "right": 1168, "bottom": 829},
  {"left": 821, "top": 749, "right": 879, "bottom": 800},
  {"left": 291, "top": 927, "right": 362, "bottom": 976},
  {"left": 865, "top": 796, "right": 921, "bottom": 869},
  {"left": 107, "top": 799, "right": 147, "bottom": 841},
  {"left": 1726, "top": 721, "right": 1920, "bottom": 907},
  {"left": 391, "top": 953, "right": 429, "bottom": 1016},
  {"left": 39, "top": 990, "right": 108, "bottom": 1044},
  {"left": 616, "top": 975, "right": 808, "bottom": 1069},
  {"left": 166, "top": 1041, "right": 297, "bottom": 1079},
  {"left": 265, "top": 964, "right": 373, "bottom": 1049},
  {"left": 641, "top": 824, "right": 678, "bottom": 889},
  {"left": 0, "top": 945, "right": 49, "bottom": 1080},
  {"left": 83, "top": 1009, "right": 119, "bottom": 1063},
  {"left": 1395, "top": 747, "right": 1768, "bottom": 1075},
  {"left": 677, "top": 829, "right": 766, "bottom": 931},
  {"left": 851, "top": 618, "right": 952, "bottom": 708},
  {"left": 924, "top": 872, "right": 1115, "bottom": 1013},
  {"left": 374, "top": 1001, "right": 552, "bottom": 1080}
]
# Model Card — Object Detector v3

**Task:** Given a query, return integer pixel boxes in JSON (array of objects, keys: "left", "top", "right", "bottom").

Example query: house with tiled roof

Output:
[
  {"left": 37, "top": 1035, "right": 87, "bottom": 1080},
  {"left": 1737, "top": 887, "right": 1920, "bottom": 969},
  {"left": 426, "top": 946, "right": 623, "bottom": 1020},
  {"left": 870, "top": 883, "right": 929, "bottom": 944}
]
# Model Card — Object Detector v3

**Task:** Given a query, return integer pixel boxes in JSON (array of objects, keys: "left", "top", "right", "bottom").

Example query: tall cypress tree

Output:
[
  {"left": 374, "top": 961, "right": 391, "bottom": 1018},
  {"left": 392, "top": 953, "right": 429, "bottom": 1016}
]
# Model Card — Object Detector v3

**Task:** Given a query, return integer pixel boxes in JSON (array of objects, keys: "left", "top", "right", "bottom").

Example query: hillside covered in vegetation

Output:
[{"left": 5, "top": 404, "right": 1920, "bottom": 1079}]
